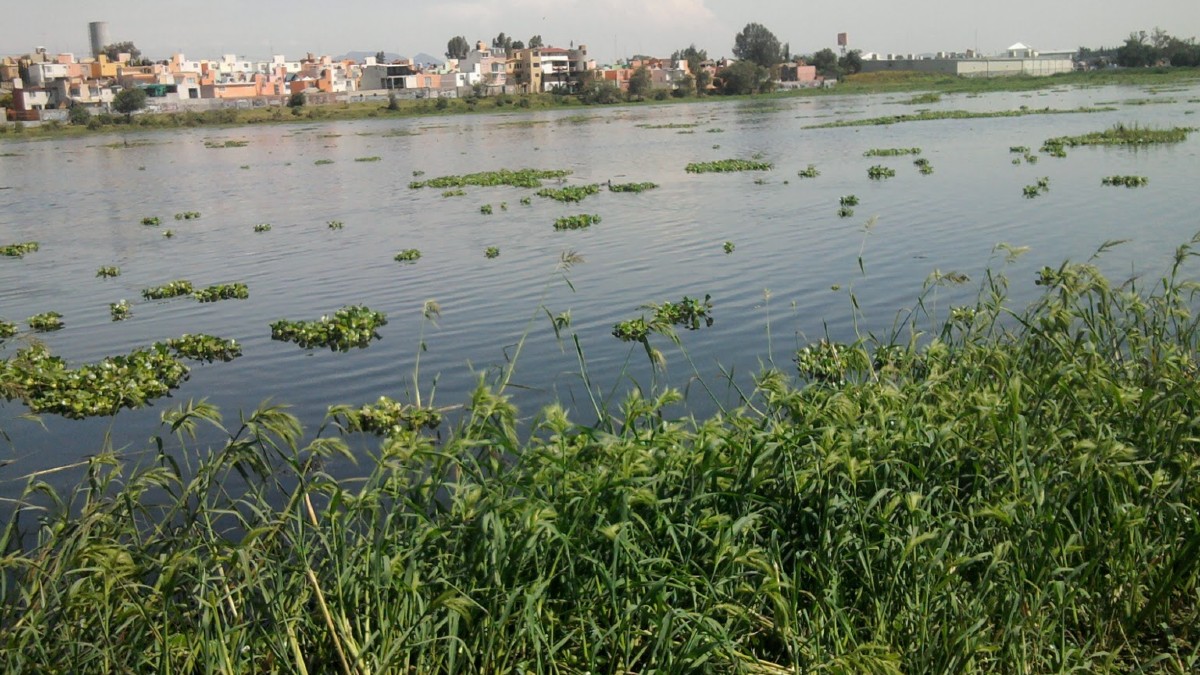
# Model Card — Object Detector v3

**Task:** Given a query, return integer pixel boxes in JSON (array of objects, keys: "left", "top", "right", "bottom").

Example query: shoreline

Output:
[{"left": 3, "top": 67, "right": 1198, "bottom": 142}]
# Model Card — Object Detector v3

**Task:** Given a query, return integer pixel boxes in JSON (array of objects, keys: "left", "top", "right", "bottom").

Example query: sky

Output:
[{"left": 3, "top": 0, "right": 1198, "bottom": 65}]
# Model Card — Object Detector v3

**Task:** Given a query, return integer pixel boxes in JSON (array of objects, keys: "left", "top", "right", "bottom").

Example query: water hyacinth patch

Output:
[
  {"left": 162, "top": 230, "right": 175, "bottom": 238},
  {"left": 1009, "top": 145, "right": 1031, "bottom": 154},
  {"left": 1, "top": 242, "right": 39, "bottom": 257},
  {"left": 612, "top": 294, "right": 714, "bottom": 342},
  {"left": 536, "top": 184, "right": 601, "bottom": 202},
  {"left": 167, "top": 334, "right": 242, "bottom": 362},
  {"left": 807, "top": 106, "right": 1114, "bottom": 129},
  {"left": 838, "top": 206, "right": 855, "bottom": 218},
  {"left": 685, "top": 159, "right": 772, "bottom": 173},
  {"left": 0, "top": 320, "right": 17, "bottom": 339},
  {"left": 409, "top": 168, "right": 572, "bottom": 190},
  {"left": 795, "top": 339, "right": 871, "bottom": 385},
  {"left": 192, "top": 283, "right": 249, "bottom": 302},
  {"left": 867, "top": 165, "right": 897, "bottom": 180},
  {"left": 612, "top": 317, "right": 651, "bottom": 342},
  {"left": 109, "top": 300, "right": 131, "bottom": 321},
  {"left": 863, "top": 147, "right": 921, "bottom": 157},
  {"left": 553, "top": 214, "right": 601, "bottom": 230},
  {"left": 480, "top": 204, "right": 493, "bottom": 215},
  {"left": 354, "top": 156, "right": 382, "bottom": 162},
  {"left": 394, "top": 249, "right": 421, "bottom": 262},
  {"left": 27, "top": 312, "right": 63, "bottom": 332},
  {"left": 327, "top": 220, "right": 344, "bottom": 230},
  {"left": 1101, "top": 175, "right": 1149, "bottom": 188},
  {"left": 96, "top": 266, "right": 120, "bottom": 278},
  {"left": 204, "top": 139, "right": 248, "bottom": 148},
  {"left": 913, "top": 158, "right": 934, "bottom": 174},
  {"left": 328, "top": 396, "right": 442, "bottom": 436},
  {"left": 519, "top": 196, "right": 532, "bottom": 205},
  {"left": 253, "top": 223, "right": 272, "bottom": 233},
  {"left": 174, "top": 211, "right": 201, "bottom": 220},
  {"left": 724, "top": 241, "right": 735, "bottom": 254},
  {"left": 485, "top": 246, "right": 500, "bottom": 259},
  {"left": 636, "top": 122, "right": 700, "bottom": 129},
  {"left": 141, "top": 216, "right": 161, "bottom": 226},
  {"left": 314, "top": 159, "right": 334, "bottom": 165},
  {"left": 0, "top": 342, "right": 190, "bottom": 418},
  {"left": 797, "top": 164, "right": 820, "bottom": 178},
  {"left": 1023, "top": 177, "right": 1051, "bottom": 198},
  {"left": 142, "top": 280, "right": 194, "bottom": 300},
  {"left": 442, "top": 189, "right": 466, "bottom": 198},
  {"left": 269, "top": 305, "right": 388, "bottom": 351},
  {"left": 1044, "top": 123, "right": 1192, "bottom": 149},
  {"left": 840, "top": 195, "right": 860, "bottom": 207},
  {"left": 608, "top": 182, "right": 659, "bottom": 193}
]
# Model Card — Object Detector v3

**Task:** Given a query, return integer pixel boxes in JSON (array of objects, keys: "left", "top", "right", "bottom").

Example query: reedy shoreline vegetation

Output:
[{"left": 2, "top": 238, "right": 1200, "bottom": 672}]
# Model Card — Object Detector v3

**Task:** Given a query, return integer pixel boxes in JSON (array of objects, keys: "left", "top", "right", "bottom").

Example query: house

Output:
[{"left": 509, "top": 45, "right": 592, "bottom": 93}]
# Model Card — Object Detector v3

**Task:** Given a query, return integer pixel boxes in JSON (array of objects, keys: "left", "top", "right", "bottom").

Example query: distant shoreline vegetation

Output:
[{"left": 2, "top": 68, "right": 1198, "bottom": 140}]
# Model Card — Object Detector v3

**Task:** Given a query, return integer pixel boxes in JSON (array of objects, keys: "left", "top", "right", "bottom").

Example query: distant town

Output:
[{"left": 2, "top": 21, "right": 1197, "bottom": 125}]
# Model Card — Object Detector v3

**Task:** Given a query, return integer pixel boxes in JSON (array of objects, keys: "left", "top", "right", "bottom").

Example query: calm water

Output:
[{"left": 2, "top": 83, "right": 1199, "bottom": 492}]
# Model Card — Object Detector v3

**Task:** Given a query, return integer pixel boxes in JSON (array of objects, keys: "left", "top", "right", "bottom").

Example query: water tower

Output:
[{"left": 89, "top": 21, "right": 109, "bottom": 58}]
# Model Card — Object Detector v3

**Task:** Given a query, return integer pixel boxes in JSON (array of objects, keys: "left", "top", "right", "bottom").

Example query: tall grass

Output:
[{"left": 2, "top": 238, "right": 1200, "bottom": 672}]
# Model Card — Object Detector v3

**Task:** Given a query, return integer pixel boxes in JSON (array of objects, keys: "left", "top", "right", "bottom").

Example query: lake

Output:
[{"left": 2, "top": 83, "right": 1198, "bottom": 494}]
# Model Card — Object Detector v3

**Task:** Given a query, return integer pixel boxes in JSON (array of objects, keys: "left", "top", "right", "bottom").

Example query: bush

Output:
[
  {"left": 286, "top": 92, "right": 306, "bottom": 108},
  {"left": 435, "top": 97, "right": 449, "bottom": 110},
  {"left": 68, "top": 105, "right": 91, "bottom": 126}
]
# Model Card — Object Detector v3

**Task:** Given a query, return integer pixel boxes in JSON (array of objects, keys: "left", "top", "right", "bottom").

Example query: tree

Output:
[
  {"left": 528, "top": 35, "right": 544, "bottom": 49},
  {"left": 674, "top": 72, "right": 695, "bottom": 97},
  {"left": 671, "top": 44, "right": 708, "bottom": 76},
  {"left": 287, "top": 92, "right": 306, "bottom": 108},
  {"left": 1116, "top": 32, "right": 1159, "bottom": 67},
  {"left": 695, "top": 69, "right": 712, "bottom": 96},
  {"left": 810, "top": 48, "right": 840, "bottom": 78},
  {"left": 446, "top": 36, "right": 470, "bottom": 60},
  {"left": 101, "top": 41, "right": 142, "bottom": 63},
  {"left": 628, "top": 65, "right": 652, "bottom": 100},
  {"left": 511, "top": 40, "right": 526, "bottom": 51},
  {"left": 719, "top": 60, "right": 773, "bottom": 95},
  {"left": 732, "top": 23, "right": 783, "bottom": 68},
  {"left": 375, "top": 50, "right": 387, "bottom": 63},
  {"left": 492, "top": 32, "right": 513, "bottom": 54},
  {"left": 838, "top": 50, "right": 863, "bottom": 76},
  {"left": 112, "top": 87, "right": 147, "bottom": 121}
]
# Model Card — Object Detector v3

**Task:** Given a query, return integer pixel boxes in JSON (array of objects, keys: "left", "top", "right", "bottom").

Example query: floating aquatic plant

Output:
[
  {"left": 1044, "top": 123, "right": 1192, "bottom": 149},
  {"left": 328, "top": 396, "right": 442, "bottom": 436},
  {"left": 96, "top": 266, "right": 120, "bottom": 278},
  {"left": 840, "top": 195, "right": 860, "bottom": 207},
  {"left": 1009, "top": 146, "right": 1031, "bottom": 154},
  {"left": 867, "top": 165, "right": 896, "bottom": 180},
  {"left": 485, "top": 246, "right": 500, "bottom": 259},
  {"left": 612, "top": 317, "right": 650, "bottom": 342},
  {"left": 409, "top": 168, "right": 572, "bottom": 190},
  {"left": 204, "top": 139, "right": 248, "bottom": 149},
  {"left": 0, "top": 342, "right": 190, "bottom": 418},
  {"left": 269, "top": 305, "right": 387, "bottom": 351},
  {"left": 685, "top": 159, "right": 772, "bottom": 173},
  {"left": 607, "top": 181, "right": 659, "bottom": 194},
  {"left": 162, "top": 230, "right": 175, "bottom": 238},
  {"left": 141, "top": 216, "right": 161, "bottom": 226},
  {"left": 442, "top": 189, "right": 466, "bottom": 198},
  {"left": 174, "top": 212, "right": 200, "bottom": 221},
  {"left": 27, "top": 312, "right": 64, "bottom": 332},
  {"left": 536, "top": 184, "right": 601, "bottom": 202},
  {"left": 167, "top": 334, "right": 242, "bottom": 362},
  {"left": 314, "top": 159, "right": 334, "bottom": 165},
  {"left": 797, "top": 165, "right": 820, "bottom": 178},
  {"left": 636, "top": 122, "right": 700, "bottom": 129},
  {"left": 192, "top": 283, "right": 249, "bottom": 302},
  {"left": 1023, "top": 177, "right": 1051, "bottom": 198},
  {"left": 394, "top": 249, "right": 421, "bottom": 262},
  {"left": 553, "top": 214, "right": 601, "bottom": 231},
  {"left": 354, "top": 156, "right": 382, "bottom": 162},
  {"left": 520, "top": 196, "right": 532, "bottom": 206},
  {"left": 0, "top": 320, "right": 17, "bottom": 340},
  {"left": 1101, "top": 175, "right": 1149, "bottom": 188},
  {"left": 327, "top": 220, "right": 344, "bottom": 230},
  {"left": 109, "top": 300, "right": 131, "bottom": 322},
  {"left": 142, "top": 280, "right": 194, "bottom": 300},
  {"left": 723, "top": 241, "right": 735, "bottom": 254},
  {"left": 863, "top": 147, "right": 921, "bottom": 157},
  {"left": 1, "top": 242, "right": 39, "bottom": 257},
  {"left": 253, "top": 223, "right": 272, "bottom": 233},
  {"left": 612, "top": 294, "right": 714, "bottom": 343},
  {"left": 480, "top": 204, "right": 493, "bottom": 215},
  {"left": 913, "top": 158, "right": 934, "bottom": 174},
  {"left": 807, "top": 106, "right": 1114, "bottom": 129},
  {"left": 838, "top": 206, "right": 855, "bottom": 218}
]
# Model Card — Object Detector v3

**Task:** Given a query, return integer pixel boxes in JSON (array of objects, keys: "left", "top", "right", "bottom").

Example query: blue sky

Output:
[{"left": 4, "top": 0, "right": 1197, "bottom": 64}]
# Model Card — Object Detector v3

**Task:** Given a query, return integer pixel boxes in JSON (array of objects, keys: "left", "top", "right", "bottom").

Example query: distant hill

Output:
[{"left": 338, "top": 50, "right": 444, "bottom": 66}]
